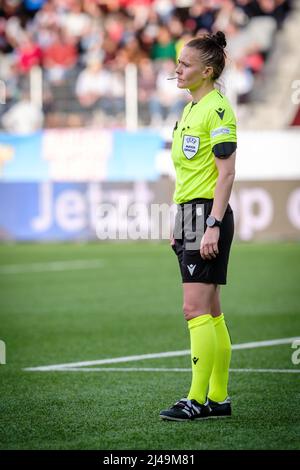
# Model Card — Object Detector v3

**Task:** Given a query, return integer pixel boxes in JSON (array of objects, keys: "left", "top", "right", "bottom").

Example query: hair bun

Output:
[{"left": 212, "top": 31, "right": 226, "bottom": 49}]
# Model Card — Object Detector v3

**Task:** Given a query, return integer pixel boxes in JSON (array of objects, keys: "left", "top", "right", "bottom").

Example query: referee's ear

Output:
[
  {"left": 202, "top": 65, "right": 214, "bottom": 79},
  {"left": 212, "top": 142, "right": 237, "bottom": 159}
]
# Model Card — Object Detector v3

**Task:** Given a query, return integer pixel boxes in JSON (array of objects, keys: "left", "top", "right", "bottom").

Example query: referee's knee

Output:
[
  {"left": 183, "top": 301, "right": 214, "bottom": 321},
  {"left": 183, "top": 302, "right": 203, "bottom": 321}
]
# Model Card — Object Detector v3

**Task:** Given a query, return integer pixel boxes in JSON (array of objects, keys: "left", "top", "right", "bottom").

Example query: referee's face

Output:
[{"left": 175, "top": 46, "right": 212, "bottom": 91}]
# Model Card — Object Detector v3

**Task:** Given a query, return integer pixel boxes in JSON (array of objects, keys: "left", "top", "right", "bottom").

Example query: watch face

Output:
[{"left": 207, "top": 216, "right": 215, "bottom": 227}]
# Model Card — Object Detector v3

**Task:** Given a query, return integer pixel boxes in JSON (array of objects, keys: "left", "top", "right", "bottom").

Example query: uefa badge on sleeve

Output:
[{"left": 182, "top": 135, "right": 200, "bottom": 159}]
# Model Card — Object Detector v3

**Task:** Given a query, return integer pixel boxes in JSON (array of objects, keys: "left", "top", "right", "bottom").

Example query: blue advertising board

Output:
[{"left": 0, "top": 129, "right": 164, "bottom": 182}]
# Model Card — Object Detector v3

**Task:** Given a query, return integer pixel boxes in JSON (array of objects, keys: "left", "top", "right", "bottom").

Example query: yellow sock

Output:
[
  {"left": 208, "top": 313, "right": 232, "bottom": 402},
  {"left": 187, "top": 314, "right": 216, "bottom": 405}
]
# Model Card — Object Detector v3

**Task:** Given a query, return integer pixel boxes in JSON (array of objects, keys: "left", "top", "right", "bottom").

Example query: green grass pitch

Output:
[{"left": 0, "top": 242, "right": 299, "bottom": 450}]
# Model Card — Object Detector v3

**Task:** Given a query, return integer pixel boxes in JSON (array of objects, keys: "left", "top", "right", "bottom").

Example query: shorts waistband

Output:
[{"left": 179, "top": 198, "right": 213, "bottom": 208}]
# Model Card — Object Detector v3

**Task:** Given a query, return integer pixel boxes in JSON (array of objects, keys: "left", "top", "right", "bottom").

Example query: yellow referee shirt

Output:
[{"left": 171, "top": 88, "right": 237, "bottom": 204}]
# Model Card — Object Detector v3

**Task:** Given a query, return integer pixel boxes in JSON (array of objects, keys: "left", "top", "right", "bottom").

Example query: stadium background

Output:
[{"left": 0, "top": 0, "right": 300, "bottom": 452}]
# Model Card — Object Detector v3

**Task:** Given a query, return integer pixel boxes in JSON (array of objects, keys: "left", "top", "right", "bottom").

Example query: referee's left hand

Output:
[{"left": 200, "top": 227, "right": 220, "bottom": 260}]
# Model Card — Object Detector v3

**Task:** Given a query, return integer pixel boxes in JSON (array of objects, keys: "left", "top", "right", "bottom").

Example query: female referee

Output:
[{"left": 160, "top": 31, "right": 236, "bottom": 421}]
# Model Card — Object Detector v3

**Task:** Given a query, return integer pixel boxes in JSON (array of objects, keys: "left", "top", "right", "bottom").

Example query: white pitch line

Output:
[
  {"left": 24, "top": 350, "right": 190, "bottom": 371},
  {"left": 43, "top": 367, "right": 300, "bottom": 374},
  {"left": 229, "top": 368, "right": 300, "bottom": 374},
  {"left": 23, "top": 336, "right": 300, "bottom": 372},
  {"left": 0, "top": 259, "right": 104, "bottom": 274}
]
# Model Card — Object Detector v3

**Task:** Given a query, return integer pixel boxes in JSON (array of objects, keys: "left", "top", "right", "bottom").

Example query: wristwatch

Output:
[{"left": 206, "top": 215, "right": 222, "bottom": 228}]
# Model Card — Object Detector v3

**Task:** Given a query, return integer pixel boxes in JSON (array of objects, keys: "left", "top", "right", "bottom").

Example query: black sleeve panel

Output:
[{"left": 213, "top": 142, "right": 237, "bottom": 159}]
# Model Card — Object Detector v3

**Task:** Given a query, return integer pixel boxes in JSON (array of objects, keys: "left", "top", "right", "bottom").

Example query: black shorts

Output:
[{"left": 172, "top": 198, "right": 234, "bottom": 285}]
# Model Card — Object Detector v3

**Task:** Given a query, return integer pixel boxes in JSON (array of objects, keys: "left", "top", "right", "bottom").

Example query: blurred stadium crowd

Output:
[{"left": 0, "top": 0, "right": 293, "bottom": 131}]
